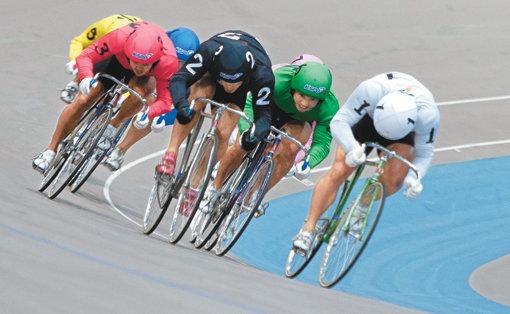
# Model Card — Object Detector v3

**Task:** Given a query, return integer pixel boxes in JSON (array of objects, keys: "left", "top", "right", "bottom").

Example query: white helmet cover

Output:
[{"left": 373, "top": 91, "right": 418, "bottom": 140}]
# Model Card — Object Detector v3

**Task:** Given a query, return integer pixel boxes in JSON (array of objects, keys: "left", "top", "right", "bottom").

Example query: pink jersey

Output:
[{"left": 76, "top": 21, "right": 179, "bottom": 118}]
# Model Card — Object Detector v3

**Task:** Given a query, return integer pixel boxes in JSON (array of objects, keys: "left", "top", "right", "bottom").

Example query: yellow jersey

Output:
[{"left": 69, "top": 14, "right": 141, "bottom": 60}]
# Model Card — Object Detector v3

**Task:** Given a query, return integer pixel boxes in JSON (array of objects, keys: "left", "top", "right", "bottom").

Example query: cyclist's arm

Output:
[
  {"left": 147, "top": 78, "right": 172, "bottom": 119},
  {"left": 169, "top": 41, "right": 214, "bottom": 110},
  {"left": 406, "top": 104, "right": 440, "bottom": 180},
  {"left": 307, "top": 119, "right": 332, "bottom": 168},
  {"left": 330, "top": 79, "right": 382, "bottom": 152},
  {"left": 249, "top": 69, "right": 274, "bottom": 140},
  {"left": 306, "top": 95, "right": 339, "bottom": 168}
]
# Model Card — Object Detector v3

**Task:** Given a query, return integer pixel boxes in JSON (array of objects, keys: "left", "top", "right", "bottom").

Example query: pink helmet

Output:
[
  {"left": 291, "top": 54, "right": 324, "bottom": 66},
  {"left": 124, "top": 27, "right": 163, "bottom": 64}
]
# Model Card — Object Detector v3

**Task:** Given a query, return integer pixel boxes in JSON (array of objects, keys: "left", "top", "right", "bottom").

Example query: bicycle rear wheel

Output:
[
  {"left": 193, "top": 156, "right": 250, "bottom": 248},
  {"left": 47, "top": 107, "right": 112, "bottom": 199},
  {"left": 168, "top": 134, "right": 217, "bottom": 244},
  {"left": 319, "top": 181, "right": 385, "bottom": 288},
  {"left": 214, "top": 159, "right": 274, "bottom": 256}
]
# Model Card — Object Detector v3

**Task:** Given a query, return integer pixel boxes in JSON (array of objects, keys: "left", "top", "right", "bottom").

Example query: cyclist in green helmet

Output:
[{"left": 200, "top": 61, "right": 340, "bottom": 216}]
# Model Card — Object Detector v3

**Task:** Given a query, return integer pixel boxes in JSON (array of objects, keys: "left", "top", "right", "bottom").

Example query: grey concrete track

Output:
[{"left": 2, "top": 0, "right": 509, "bottom": 312}]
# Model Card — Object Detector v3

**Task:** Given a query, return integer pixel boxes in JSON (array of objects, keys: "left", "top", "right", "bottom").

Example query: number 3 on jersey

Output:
[{"left": 186, "top": 53, "right": 203, "bottom": 75}]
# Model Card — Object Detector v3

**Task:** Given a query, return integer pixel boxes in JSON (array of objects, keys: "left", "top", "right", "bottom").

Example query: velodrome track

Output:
[{"left": 2, "top": 0, "right": 510, "bottom": 312}]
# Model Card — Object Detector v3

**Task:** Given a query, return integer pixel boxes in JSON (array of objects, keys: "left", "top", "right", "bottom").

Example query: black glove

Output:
[
  {"left": 240, "top": 130, "right": 259, "bottom": 151},
  {"left": 176, "top": 107, "right": 195, "bottom": 125}
]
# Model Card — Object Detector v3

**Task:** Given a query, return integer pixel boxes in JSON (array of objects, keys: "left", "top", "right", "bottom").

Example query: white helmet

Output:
[{"left": 373, "top": 91, "right": 418, "bottom": 140}]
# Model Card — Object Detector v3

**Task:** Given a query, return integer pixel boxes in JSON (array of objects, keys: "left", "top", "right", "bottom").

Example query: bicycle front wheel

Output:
[
  {"left": 319, "top": 181, "right": 386, "bottom": 288},
  {"left": 214, "top": 158, "right": 274, "bottom": 256},
  {"left": 47, "top": 107, "right": 112, "bottom": 199},
  {"left": 168, "top": 135, "right": 217, "bottom": 244},
  {"left": 142, "top": 178, "right": 173, "bottom": 234}
]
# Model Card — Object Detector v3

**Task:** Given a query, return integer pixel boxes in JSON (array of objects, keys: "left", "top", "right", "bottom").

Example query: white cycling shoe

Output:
[
  {"left": 293, "top": 229, "right": 315, "bottom": 252},
  {"left": 97, "top": 124, "right": 116, "bottom": 151},
  {"left": 104, "top": 148, "right": 124, "bottom": 171},
  {"left": 32, "top": 150, "right": 56, "bottom": 173},
  {"left": 199, "top": 185, "right": 219, "bottom": 214},
  {"left": 60, "top": 81, "right": 79, "bottom": 104}
]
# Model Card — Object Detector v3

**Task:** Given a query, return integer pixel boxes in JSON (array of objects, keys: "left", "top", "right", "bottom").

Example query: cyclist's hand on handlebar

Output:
[
  {"left": 79, "top": 77, "right": 97, "bottom": 96},
  {"left": 294, "top": 160, "right": 310, "bottom": 180},
  {"left": 151, "top": 115, "right": 166, "bottom": 133},
  {"left": 240, "top": 130, "right": 258, "bottom": 151},
  {"left": 176, "top": 106, "right": 195, "bottom": 125},
  {"left": 403, "top": 176, "right": 423, "bottom": 199},
  {"left": 134, "top": 111, "right": 149, "bottom": 129},
  {"left": 345, "top": 143, "right": 366, "bottom": 168},
  {"left": 65, "top": 60, "right": 78, "bottom": 75}
]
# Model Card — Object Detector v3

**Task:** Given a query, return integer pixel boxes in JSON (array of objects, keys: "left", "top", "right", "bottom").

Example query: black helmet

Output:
[{"left": 213, "top": 41, "right": 254, "bottom": 83}]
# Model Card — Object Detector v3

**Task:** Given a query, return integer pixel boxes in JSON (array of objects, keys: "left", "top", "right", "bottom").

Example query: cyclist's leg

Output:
[
  {"left": 210, "top": 131, "right": 244, "bottom": 190},
  {"left": 302, "top": 145, "right": 355, "bottom": 232},
  {"left": 269, "top": 121, "right": 311, "bottom": 189},
  {"left": 214, "top": 103, "right": 242, "bottom": 164},
  {"left": 188, "top": 103, "right": 240, "bottom": 189},
  {"left": 47, "top": 85, "right": 104, "bottom": 152},
  {"left": 114, "top": 121, "right": 152, "bottom": 154},
  {"left": 379, "top": 142, "right": 415, "bottom": 196},
  {"left": 164, "top": 74, "right": 215, "bottom": 158},
  {"left": 109, "top": 76, "right": 156, "bottom": 128}
]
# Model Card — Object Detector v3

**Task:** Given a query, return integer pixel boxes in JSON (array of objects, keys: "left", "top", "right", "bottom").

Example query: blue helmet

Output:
[{"left": 166, "top": 27, "right": 200, "bottom": 61}]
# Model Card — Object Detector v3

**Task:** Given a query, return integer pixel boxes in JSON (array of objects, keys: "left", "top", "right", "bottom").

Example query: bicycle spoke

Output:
[{"left": 319, "top": 181, "right": 385, "bottom": 287}]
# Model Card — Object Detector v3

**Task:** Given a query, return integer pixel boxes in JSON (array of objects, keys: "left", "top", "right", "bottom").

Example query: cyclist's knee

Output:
[
  {"left": 382, "top": 176, "right": 404, "bottom": 196},
  {"left": 328, "top": 161, "right": 351, "bottom": 182}
]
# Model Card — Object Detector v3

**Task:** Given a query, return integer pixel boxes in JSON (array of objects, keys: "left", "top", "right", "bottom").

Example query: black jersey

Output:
[{"left": 169, "top": 30, "right": 274, "bottom": 139}]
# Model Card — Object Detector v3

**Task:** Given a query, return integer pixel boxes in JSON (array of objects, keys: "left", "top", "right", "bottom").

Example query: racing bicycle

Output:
[
  {"left": 284, "top": 142, "right": 420, "bottom": 288},
  {"left": 38, "top": 73, "right": 147, "bottom": 199}
]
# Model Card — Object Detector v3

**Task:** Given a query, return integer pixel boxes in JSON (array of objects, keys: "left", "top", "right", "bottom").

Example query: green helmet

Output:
[{"left": 290, "top": 61, "right": 332, "bottom": 100}]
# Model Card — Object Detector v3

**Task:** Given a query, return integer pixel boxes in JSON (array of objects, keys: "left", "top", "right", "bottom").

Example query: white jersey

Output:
[{"left": 330, "top": 72, "right": 440, "bottom": 180}]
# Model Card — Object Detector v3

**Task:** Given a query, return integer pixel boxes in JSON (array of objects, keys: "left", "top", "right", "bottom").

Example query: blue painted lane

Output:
[{"left": 232, "top": 156, "right": 510, "bottom": 313}]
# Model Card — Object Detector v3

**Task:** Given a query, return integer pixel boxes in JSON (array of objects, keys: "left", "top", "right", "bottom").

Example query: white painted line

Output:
[
  {"left": 437, "top": 95, "right": 510, "bottom": 106},
  {"left": 434, "top": 139, "right": 510, "bottom": 152},
  {"left": 103, "top": 149, "right": 167, "bottom": 240}
]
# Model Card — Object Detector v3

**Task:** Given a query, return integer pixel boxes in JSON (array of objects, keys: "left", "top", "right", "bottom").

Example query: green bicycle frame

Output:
[{"left": 323, "top": 154, "right": 388, "bottom": 243}]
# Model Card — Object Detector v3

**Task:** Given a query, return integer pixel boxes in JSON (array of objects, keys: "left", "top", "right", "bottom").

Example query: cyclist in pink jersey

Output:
[{"left": 33, "top": 21, "right": 179, "bottom": 173}]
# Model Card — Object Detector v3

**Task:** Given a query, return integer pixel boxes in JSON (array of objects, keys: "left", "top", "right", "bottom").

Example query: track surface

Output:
[{"left": 2, "top": 0, "right": 510, "bottom": 313}]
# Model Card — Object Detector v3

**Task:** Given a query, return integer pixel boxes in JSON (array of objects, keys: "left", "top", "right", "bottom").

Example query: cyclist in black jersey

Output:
[{"left": 156, "top": 30, "right": 275, "bottom": 177}]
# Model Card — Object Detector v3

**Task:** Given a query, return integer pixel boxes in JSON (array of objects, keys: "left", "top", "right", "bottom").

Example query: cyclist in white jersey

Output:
[{"left": 293, "top": 72, "right": 440, "bottom": 251}]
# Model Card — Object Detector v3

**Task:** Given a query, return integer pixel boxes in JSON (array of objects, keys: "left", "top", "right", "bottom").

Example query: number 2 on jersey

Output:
[{"left": 186, "top": 53, "right": 203, "bottom": 75}]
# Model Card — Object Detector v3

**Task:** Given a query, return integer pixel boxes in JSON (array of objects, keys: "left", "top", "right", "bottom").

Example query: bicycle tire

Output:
[
  {"left": 142, "top": 116, "right": 204, "bottom": 235},
  {"left": 193, "top": 156, "right": 251, "bottom": 248},
  {"left": 168, "top": 134, "right": 217, "bottom": 244},
  {"left": 47, "top": 107, "right": 112, "bottom": 199},
  {"left": 70, "top": 117, "right": 130, "bottom": 193},
  {"left": 214, "top": 158, "right": 274, "bottom": 256},
  {"left": 319, "top": 181, "right": 386, "bottom": 288}
]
